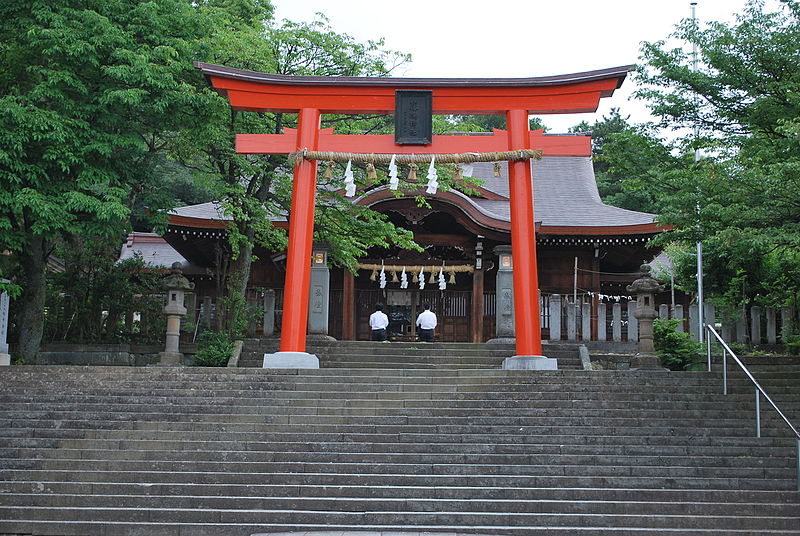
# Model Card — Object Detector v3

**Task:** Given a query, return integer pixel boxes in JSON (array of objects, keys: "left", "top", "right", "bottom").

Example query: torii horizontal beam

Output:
[
  {"left": 238, "top": 128, "right": 591, "bottom": 157},
  {"left": 196, "top": 62, "right": 632, "bottom": 115}
]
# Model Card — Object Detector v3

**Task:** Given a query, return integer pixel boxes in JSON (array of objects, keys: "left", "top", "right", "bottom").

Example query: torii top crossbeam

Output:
[{"left": 195, "top": 62, "right": 631, "bottom": 363}]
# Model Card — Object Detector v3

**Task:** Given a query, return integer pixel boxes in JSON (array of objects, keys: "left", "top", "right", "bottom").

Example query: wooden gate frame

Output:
[{"left": 195, "top": 62, "right": 631, "bottom": 360}]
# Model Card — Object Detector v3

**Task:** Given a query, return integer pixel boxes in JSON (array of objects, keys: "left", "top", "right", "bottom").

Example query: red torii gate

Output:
[{"left": 195, "top": 62, "right": 631, "bottom": 366}]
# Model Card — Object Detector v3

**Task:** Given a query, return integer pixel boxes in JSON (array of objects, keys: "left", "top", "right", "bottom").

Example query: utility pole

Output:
[{"left": 691, "top": 1, "right": 705, "bottom": 343}]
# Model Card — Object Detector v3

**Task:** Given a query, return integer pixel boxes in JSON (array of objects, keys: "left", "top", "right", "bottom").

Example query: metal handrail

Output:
[{"left": 705, "top": 324, "right": 800, "bottom": 491}]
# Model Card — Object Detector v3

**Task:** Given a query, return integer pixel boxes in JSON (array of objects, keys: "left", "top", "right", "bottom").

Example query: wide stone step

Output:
[
  {"left": 3, "top": 480, "right": 796, "bottom": 503},
  {"left": 0, "top": 470, "right": 795, "bottom": 493},
  {"left": 4, "top": 493, "right": 799, "bottom": 518},
  {"left": 3, "top": 458, "right": 791, "bottom": 480},
  {"left": 1, "top": 520, "right": 799, "bottom": 536},
  {"left": 1, "top": 504, "right": 798, "bottom": 531}
]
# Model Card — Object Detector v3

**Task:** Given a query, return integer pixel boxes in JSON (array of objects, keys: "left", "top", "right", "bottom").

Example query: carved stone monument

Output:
[
  {"left": 626, "top": 264, "right": 665, "bottom": 370},
  {"left": 491, "top": 245, "right": 515, "bottom": 342},
  {"left": 307, "top": 245, "right": 334, "bottom": 341},
  {"left": 159, "top": 263, "right": 194, "bottom": 366}
]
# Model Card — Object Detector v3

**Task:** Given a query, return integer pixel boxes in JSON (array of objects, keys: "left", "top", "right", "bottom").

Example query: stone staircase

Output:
[
  {"left": 237, "top": 339, "right": 583, "bottom": 369},
  {"left": 0, "top": 353, "right": 798, "bottom": 535}
]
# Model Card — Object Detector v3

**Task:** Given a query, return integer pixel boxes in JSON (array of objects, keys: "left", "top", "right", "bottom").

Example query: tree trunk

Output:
[
  {"left": 16, "top": 234, "right": 48, "bottom": 362},
  {"left": 224, "top": 237, "right": 254, "bottom": 337}
]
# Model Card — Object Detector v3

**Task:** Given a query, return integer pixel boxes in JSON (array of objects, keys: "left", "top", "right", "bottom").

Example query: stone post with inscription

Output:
[
  {"left": 491, "top": 245, "right": 515, "bottom": 342},
  {"left": 626, "top": 264, "right": 665, "bottom": 370},
  {"left": 0, "top": 279, "right": 10, "bottom": 366},
  {"left": 307, "top": 245, "right": 333, "bottom": 340},
  {"left": 159, "top": 263, "right": 194, "bottom": 366}
]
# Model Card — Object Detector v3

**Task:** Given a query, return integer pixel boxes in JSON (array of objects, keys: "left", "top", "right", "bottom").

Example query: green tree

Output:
[
  {"left": 632, "top": 0, "right": 800, "bottom": 309},
  {"left": 176, "top": 14, "right": 487, "bottom": 335},
  {"left": 0, "top": 0, "right": 232, "bottom": 360}
]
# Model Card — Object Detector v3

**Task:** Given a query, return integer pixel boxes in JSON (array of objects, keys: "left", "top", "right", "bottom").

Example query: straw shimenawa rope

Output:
[{"left": 290, "top": 149, "right": 542, "bottom": 165}]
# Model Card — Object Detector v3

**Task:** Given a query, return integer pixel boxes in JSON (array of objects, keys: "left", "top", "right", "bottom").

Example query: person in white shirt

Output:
[
  {"left": 415, "top": 301, "right": 437, "bottom": 342},
  {"left": 369, "top": 303, "right": 389, "bottom": 341}
]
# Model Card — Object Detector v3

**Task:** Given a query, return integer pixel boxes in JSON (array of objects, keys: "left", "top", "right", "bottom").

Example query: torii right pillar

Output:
[{"left": 501, "top": 109, "right": 557, "bottom": 370}]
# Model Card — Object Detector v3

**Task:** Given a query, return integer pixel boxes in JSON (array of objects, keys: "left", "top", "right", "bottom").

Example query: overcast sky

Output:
[{"left": 273, "top": 0, "right": 759, "bottom": 132}]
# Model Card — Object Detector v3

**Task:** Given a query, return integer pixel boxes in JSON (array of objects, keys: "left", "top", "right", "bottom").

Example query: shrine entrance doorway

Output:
[{"left": 356, "top": 289, "right": 471, "bottom": 343}]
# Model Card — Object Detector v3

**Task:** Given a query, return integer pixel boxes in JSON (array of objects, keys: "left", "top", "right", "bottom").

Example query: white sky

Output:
[{"left": 273, "top": 0, "right": 757, "bottom": 132}]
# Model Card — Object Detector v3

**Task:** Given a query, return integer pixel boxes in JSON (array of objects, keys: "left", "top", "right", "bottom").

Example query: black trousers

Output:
[
  {"left": 371, "top": 328, "right": 386, "bottom": 341},
  {"left": 418, "top": 328, "right": 434, "bottom": 342}
]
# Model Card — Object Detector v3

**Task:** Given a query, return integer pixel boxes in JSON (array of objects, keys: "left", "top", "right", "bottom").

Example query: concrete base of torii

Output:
[
  {"left": 263, "top": 351, "right": 320, "bottom": 369},
  {"left": 502, "top": 355, "right": 558, "bottom": 370}
]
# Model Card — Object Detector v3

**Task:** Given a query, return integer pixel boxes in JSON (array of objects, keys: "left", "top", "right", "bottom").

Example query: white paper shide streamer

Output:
[
  {"left": 343, "top": 160, "right": 356, "bottom": 197},
  {"left": 426, "top": 155, "right": 439, "bottom": 194},
  {"left": 418, "top": 267, "right": 425, "bottom": 290},
  {"left": 438, "top": 267, "right": 446, "bottom": 290},
  {"left": 400, "top": 267, "right": 408, "bottom": 289},
  {"left": 379, "top": 264, "right": 386, "bottom": 289},
  {"left": 388, "top": 154, "right": 399, "bottom": 190}
]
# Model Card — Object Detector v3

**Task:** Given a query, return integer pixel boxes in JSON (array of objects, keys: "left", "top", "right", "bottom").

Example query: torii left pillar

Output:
[{"left": 263, "top": 108, "right": 322, "bottom": 369}]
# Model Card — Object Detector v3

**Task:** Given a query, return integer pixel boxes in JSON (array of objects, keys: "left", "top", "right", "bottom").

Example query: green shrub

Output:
[
  {"left": 193, "top": 331, "right": 234, "bottom": 367},
  {"left": 653, "top": 318, "right": 705, "bottom": 371},
  {"left": 786, "top": 335, "right": 800, "bottom": 356}
]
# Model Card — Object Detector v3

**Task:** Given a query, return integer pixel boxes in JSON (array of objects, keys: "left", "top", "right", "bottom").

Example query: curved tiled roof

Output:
[
  {"left": 470, "top": 157, "right": 657, "bottom": 230},
  {"left": 166, "top": 156, "right": 659, "bottom": 235}
]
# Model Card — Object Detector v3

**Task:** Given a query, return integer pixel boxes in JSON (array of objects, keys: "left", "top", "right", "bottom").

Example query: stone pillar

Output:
[
  {"left": 689, "top": 304, "right": 698, "bottom": 340},
  {"left": 581, "top": 302, "right": 591, "bottom": 342},
  {"left": 612, "top": 303, "right": 622, "bottom": 342},
  {"left": 659, "top": 304, "right": 669, "bottom": 320},
  {"left": 704, "top": 303, "right": 716, "bottom": 334},
  {"left": 674, "top": 305, "right": 684, "bottom": 333},
  {"left": 736, "top": 309, "right": 748, "bottom": 343},
  {"left": 566, "top": 304, "right": 577, "bottom": 341},
  {"left": 0, "top": 279, "right": 10, "bottom": 366},
  {"left": 159, "top": 263, "right": 194, "bottom": 366},
  {"left": 626, "top": 264, "right": 665, "bottom": 369},
  {"left": 262, "top": 289, "right": 276, "bottom": 337},
  {"left": 627, "top": 300, "right": 638, "bottom": 342},
  {"left": 549, "top": 294, "right": 562, "bottom": 341},
  {"left": 307, "top": 246, "right": 331, "bottom": 338},
  {"left": 766, "top": 307, "right": 776, "bottom": 345},
  {"left": 781, "top": 307, "right": 794, "bottom": 343},
  {"left": 597, "top": 302, "right": 607, "bottom": 342},
  {"left": 493, "top": 245, "right": 515, "bottom": 341},
  {"left": 750, "top": 306, "right": 762, "bottom": 346}
]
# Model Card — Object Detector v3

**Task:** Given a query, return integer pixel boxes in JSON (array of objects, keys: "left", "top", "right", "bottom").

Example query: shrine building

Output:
[{"left": 148, "top": 152, "right": 661, "bottom": 343}]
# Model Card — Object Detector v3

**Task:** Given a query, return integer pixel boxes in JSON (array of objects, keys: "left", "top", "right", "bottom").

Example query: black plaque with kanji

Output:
[{"left": 395, "top": 90, "right": 432, "bottom": 145}]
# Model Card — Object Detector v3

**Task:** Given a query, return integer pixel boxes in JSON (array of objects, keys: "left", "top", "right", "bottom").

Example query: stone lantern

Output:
[
  {"left": 159, "top": 262, "right": 194, "bottom": 365},
  {"left": 626, "top": 264, "right": 665, "bottom": 369}
]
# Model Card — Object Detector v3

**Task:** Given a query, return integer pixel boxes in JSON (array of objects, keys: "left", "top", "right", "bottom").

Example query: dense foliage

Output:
[{"left": 587, "top": 0, "right": 800, "bottom": 321}]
